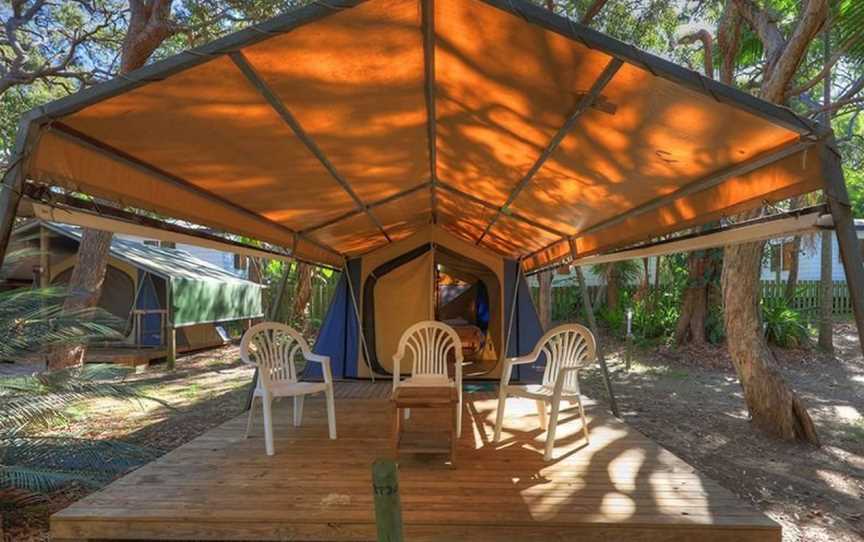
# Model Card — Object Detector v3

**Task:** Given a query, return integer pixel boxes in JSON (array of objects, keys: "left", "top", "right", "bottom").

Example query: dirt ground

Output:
[
  {"left": 581, "top": 323, "right": 864, "bottom": 542},
  {"left": 3, "top": 325, "right": 863, "bottom": 542}
]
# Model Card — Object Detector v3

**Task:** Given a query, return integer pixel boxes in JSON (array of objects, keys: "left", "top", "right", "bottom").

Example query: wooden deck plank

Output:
[{"left": 51, "top": 383, "right": 780, "bottom": 542}]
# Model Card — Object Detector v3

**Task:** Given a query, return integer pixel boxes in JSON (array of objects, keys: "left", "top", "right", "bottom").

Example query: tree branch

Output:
[
  {"left": 580, "top": 0, "right": 609, "bottom": 25},
  {"left": 679, "top": 29, "right": 714, "bottom": 79},
  {"left": 717, "top": 1, "right": 742, "bottom": 85}
]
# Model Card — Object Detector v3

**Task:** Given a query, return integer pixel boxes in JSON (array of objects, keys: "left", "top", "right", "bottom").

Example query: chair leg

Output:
[
  {"left": 325, "top": 386, "right": 337, "bottom": 440},
  {"left": 493, "top": 387, "right": 507, "bottom": 443},
  {"left": 245, "top": 396, "right": 256, "bottom": 439},
  {"left": 456, "top": 395, "right": 462, "bottom": 439},
  {"left": 577, "top": 395, "right": 589, "bottom": 444},
  {"left": 262, "top": 393, "right": 275, "bottom": 456},
  {"left": 535, "top": 399, "right": 548, "bottom": 430},
  {"left": 404, "top": 408, "right": 411, "bottom": 420},
  {"left": 545, "top": 398, "right": 562, "bottom": 461},
  {"left": 293, "top": 395, "right": 305, "bottom": 427}
]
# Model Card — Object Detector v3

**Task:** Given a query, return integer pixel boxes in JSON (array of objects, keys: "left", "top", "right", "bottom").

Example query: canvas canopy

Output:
[{"left": 5, "top": 0, "right": 833, "bottom": 274}]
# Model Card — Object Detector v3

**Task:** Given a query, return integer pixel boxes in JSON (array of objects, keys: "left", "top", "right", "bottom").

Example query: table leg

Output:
[{"left": 392, "top": 405, "right": 401, "bottom": 459}]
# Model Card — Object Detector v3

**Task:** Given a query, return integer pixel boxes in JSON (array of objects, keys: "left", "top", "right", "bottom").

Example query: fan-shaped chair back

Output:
[
  {"left": 395, "top": 320, "right": 463, "bottom": 378},
  {"left": 537, "top": 324, "right": 596, "bottom": 394},
  {"left": 241, "top": 322, "right": 311, "bottom": 387}
]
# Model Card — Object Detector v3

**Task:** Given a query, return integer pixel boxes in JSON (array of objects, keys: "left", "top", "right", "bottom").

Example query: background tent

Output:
[{"left": 3, "top": 221, "right": 264, "bottom": 354}]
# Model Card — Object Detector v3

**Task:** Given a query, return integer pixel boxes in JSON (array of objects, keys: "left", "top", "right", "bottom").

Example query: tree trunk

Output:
[
  {"left": 818, "top": 231, "right": 834, "bottom": 352},
  {"left": 46, "top": 229, "right": 113, "bottom": 369},
  {"left": 46, "top": 1, "right": 176, "bottom": 370},
  {"left": 674, "top": 251, "right": 710, "bottom": 345},
  {"left": 291, "top": 262, "right": 314, "bottom": 331},
  {"left": 783, "top": 235, "right": 802, "bottom": 302},
  {"left": 722, "top": 240, "right": 819, "bottom": 444},
  {"left": 606, "top": 268, "right": 620, "bottom": 311},
  {"left": 538, "top": 270, "right": 552, "bottom": 330}
]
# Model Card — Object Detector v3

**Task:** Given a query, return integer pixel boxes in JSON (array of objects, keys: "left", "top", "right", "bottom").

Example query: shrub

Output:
[{"left": 761, "top": 297, "right": 809, "bottom": 348}]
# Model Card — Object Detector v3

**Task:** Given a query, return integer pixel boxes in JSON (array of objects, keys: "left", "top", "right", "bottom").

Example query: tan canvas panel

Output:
[
  {"left": 241, "top": 0, "right": 429, "bottom": 205},
  {"left": 373, "top": 250, "right": 434, "bottom": 373},
  {"left": 373, "top": 188, "right": 432, "bottom": 243},
  {"left": 434, "top": 0, "right": 615, "bottom": 206},
  {"left": 27, "top": 130, "right": 340, "bottom": 267},
  {"left": 522, "top": 147, "right": 823, "bottom": 272},
  {"left": 60, "top": 56, "right": 357, "bottom": 230},
  {"left": 482, "top": 213, "right": 561, "bottom": 258},
  {"left": 435, "top": 189, "right": 497, "bottom": 246},
  {"left": 511, "top": 62, "right": 801, "bottom": 234},
  {"left": 20, "top": 0, "right": 827, "bottom": 272},
  {"left": 307, "top": 212, "right": 388, "bottom": 256}
]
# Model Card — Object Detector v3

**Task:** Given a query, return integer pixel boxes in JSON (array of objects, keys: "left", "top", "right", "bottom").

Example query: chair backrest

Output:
[
  {"left": 536, "top": 324, "right": 596, "bottom": 393},
  {"left": 240, "top": 322, "right": 311, "bottom": 388},
  {"left": 394, "top": 321, "right": 463, "bottom": 378}
]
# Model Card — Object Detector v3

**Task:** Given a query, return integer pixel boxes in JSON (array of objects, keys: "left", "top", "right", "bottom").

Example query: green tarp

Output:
[{"left": 171, "top": 276, "right": 263, "bottom": 326}]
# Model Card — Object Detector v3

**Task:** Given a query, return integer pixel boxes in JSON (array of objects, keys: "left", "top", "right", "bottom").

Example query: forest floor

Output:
[
  {"left": 582, "top": 322, "right": 864, "bottom": 542},
  {"left": 3, "top": 325, "right": 863, "bottom": 542}
]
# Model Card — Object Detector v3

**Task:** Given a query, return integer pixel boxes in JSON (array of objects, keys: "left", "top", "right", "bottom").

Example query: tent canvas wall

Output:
[{"left": 308, "top": 226, "right": 545, "bottom": 381}]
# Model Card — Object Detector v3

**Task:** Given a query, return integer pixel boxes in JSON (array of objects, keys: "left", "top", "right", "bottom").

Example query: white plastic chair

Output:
[
  {"left": 392, "top": 321, "right": 464, "bottom": 437},
  {"left": 493, "top": 324, "right": 595, "bottom": 461},
  {"left": 241, "top": 322, "right": 336, "bottom": 455}
]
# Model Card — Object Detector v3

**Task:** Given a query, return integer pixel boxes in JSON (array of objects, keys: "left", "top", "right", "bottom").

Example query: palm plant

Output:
[{"left": 1, "top": 246, "right": 164, "bottom": 507}]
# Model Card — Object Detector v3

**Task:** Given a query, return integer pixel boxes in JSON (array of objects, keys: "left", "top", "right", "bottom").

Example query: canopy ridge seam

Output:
[
  {"left": 301, "top": 181, "right": 432, "bottom": 234},
  {"left": 46, "top": 123, "right": 342, "bottom": 259},
  {"left": 228, "top": 51, "right": 392, "bottom": 244},
  {"left": 422, "top": 0, "right": 438, "bottom": 225},
  {"left": 437, "top": 181, "right": 568, "bottom": 238},
  {"left": 475, "top": 56, "right": 623, "bottom": 246}
]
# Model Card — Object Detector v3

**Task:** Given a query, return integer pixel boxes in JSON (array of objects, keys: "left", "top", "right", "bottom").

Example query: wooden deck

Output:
[{"left": 51, "top": 383, "right": 780, "bottom": 541}]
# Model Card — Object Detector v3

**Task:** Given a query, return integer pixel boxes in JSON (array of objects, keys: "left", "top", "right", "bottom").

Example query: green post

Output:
[{"left": 372, "top": 459, "right": 403, "bottom": 542}]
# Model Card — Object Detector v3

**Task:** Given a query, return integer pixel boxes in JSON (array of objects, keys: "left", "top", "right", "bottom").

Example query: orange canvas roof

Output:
[{"left": 14, "top": 0, "right": 827, "bottom": 271}]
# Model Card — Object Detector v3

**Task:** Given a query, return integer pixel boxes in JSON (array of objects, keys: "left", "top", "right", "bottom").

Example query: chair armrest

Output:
[
  {"left": 503, "top": 353, "right": 538, "bottom": 367},
  {"left": 304, "top": 352, "right": 331, "bottom": 365}
]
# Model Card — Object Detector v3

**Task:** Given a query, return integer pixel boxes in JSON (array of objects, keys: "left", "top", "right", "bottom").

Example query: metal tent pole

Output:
[
  {"left": 570, "top": 239, "right": 621, "bottom": 418},
  {"left": 343, "top": 258, "right": 375, "bottom": 382},
  {"left": 0, "top": 115, "right": 35, "bottom": 267},
  {"left": 822, "top": 140, "right": 864, "bottom": 356},
  {"left": 502, "top": 257, "right": 524, "bottom": 370}
]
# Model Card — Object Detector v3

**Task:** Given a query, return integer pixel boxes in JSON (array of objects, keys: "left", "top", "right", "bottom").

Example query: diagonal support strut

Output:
[
  {"left": 476, "top": 57, "right": 623, "bottom": 245},
  {"left": 230, "top": 51, "right": 392, "bottom": 243}
]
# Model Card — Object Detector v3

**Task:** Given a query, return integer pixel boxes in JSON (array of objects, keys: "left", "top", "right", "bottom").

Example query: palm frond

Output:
[
  {"left": 2, "top": 436, "right": 158, "bottom": 473},
  {"left": 0, "top": 364, "right": 173, "bottom": 430},
  {"left": 0, "top": 465, "right": 101, "bottom": 495}
]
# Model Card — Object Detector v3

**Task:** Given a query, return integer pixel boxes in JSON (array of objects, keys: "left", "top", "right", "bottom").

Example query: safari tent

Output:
[{"left": 310, "top": 225, "right": 545, "bottom": 381}]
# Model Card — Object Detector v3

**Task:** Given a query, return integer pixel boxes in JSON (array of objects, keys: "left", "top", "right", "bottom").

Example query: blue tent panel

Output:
[
  {"left": 306, "top": 259, "right": 360, "bottom": 380},
  {"left": 136, "top": 272, "right": 163, "bottom": 346},
  {"left": 503, "top": 259, "right": 545, "bottom": 383}
]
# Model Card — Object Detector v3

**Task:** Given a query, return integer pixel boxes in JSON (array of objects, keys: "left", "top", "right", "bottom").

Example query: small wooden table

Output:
[{"left": 391, "top": 386, "right": 458, "bottom": 465}]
